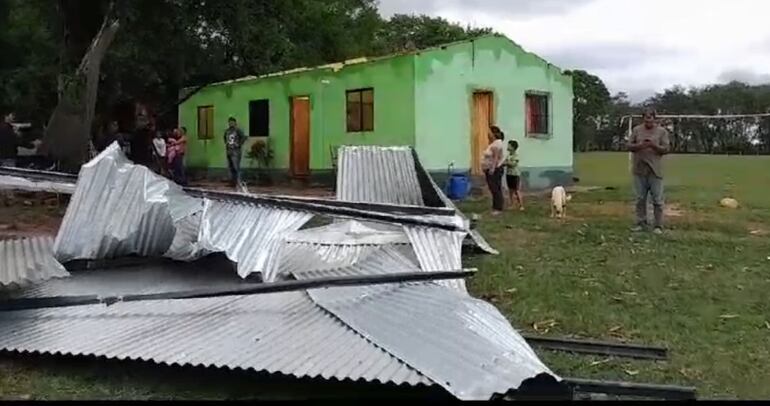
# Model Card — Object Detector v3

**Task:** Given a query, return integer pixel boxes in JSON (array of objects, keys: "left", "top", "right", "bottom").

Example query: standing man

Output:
[
  {"left": 224, "top": 117, "right": 247, "bottom": 188},
  {"left": 628, "top": 108, "right": 670, "bottom": 234},
  {"left": 0, "top": 112, "right": 19, "bottom": 167}
]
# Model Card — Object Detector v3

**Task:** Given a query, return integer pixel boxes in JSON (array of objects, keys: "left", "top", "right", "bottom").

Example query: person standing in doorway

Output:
[
  {"left": 0, "top": 112, "right": 18, "bottom": 168},
  {"left": 482, "top": 125, "right": 506, "bottom": 216},
  {"left": 224, "top": 117, "right": 247, "bottom": 188},
  {"left": 628, "top": 107, "right": 670, "bottom": 234},
  {"left": 505, "top": 140, "right": 524, "bottom": 211}
]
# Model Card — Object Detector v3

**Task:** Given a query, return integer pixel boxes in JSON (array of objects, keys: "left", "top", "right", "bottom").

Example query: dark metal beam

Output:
[
  {"left": 184, "top": 187, "right": 464, "bottom": 232},
  {"left": 522, "top": 334, "right": 669, "bottom": 360},
  {"left": 0, "top": 167, "right": 464, "bottom": 231},
  {"left": 564, "top": 377, "right": 696, "bottom": 400},
  {"left": 0, "top": 269, "right": 476, "bottom": 312}
]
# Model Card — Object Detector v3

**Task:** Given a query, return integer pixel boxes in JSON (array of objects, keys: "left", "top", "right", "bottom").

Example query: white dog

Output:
[{"left": 550, "top": 186, "right": 572, "bottom": 219}]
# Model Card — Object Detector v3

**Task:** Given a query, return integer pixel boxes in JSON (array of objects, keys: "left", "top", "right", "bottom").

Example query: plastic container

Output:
[{"left": 447, "top": 173, "right": 470, "bottom": 200}]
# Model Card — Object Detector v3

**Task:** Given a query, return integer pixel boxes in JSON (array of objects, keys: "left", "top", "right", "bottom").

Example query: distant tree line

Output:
[
  {"left": 567, "top": 70, "right": 770, "bottom": 155},
  {"left": 0, "top": 0, "right": 491, "bottom": 129}
]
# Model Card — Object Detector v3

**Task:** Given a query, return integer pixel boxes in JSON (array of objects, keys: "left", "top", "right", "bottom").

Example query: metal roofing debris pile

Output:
[
  {"left": 0, "top": 144, "right": 559, "bottom": 400},
  {"left": 0, "top": 237, "right": 69, "bottom": 287}
]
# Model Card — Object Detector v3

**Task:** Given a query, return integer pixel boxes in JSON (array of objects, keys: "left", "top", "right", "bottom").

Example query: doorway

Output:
[
  {"left": 290, "top": 96, "right": 311, "bottom": 177},
  {"left": 471, "top": 91, "right": 494, "bottom": 176}
]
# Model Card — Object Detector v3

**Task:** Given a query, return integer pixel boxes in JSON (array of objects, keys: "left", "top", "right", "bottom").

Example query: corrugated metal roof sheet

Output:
[
  {"left": 303, "top": 282, "right": 557, "bottom": 400},
  {"left": 403, "top": 226, "right": 467, "bottom": 293},
  {"left": 0, "top": 291, "right": 430, "bottom": 386},
  {"left": 0, "top": 262, "right": 430, "bottom": 386},
  {"left": 335, "top": 145, "right": 497, "bottom": 255},
  {"left": 0, "top": 237, "right": 69, "bottom": 287},
  {"left": 51, "top": 144, "right": 313, "bottom": 278},
  {"left": 336, "top": 146, "right": 425, "bottom": 206},
  {"left": 0, "top": 175, "right": 75, "bottom": 195},
  {"left": 53, "top": 144, "right": 189, "bottom": 262},
  {"left": 182, "top": 199, "right": 313, "bottom": 278}
]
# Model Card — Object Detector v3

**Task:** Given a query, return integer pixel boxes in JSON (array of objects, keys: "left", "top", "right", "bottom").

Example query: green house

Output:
[{"left": 179, "top": 34, "right": 573, "bottom": 189}]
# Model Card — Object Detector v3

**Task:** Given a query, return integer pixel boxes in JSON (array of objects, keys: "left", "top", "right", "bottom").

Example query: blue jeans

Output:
[
  {"left": 634, "top": 173, "right": 664, "bottom": 228},
  {"left": 227, "top": 151, "right": 242, "bottom": 185}
]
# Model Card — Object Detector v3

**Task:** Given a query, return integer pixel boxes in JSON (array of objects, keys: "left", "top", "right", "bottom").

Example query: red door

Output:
[{"left": 290, "top": 97, "right": 311, "bottom": 177}]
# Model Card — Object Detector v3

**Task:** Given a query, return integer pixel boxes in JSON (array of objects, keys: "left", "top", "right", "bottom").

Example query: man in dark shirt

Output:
[
  {"left": 224, "top": 117, "right": 247, "bottom": 188},
  {"left": 0, "top": 112, "right": 19, "bottom": 167},
  {"left": 627, "top": 107, "right": 670, "bottom": 234}
]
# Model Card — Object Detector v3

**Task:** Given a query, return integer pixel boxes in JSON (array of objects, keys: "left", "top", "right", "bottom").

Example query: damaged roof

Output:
[{"left": 0, "top": 143, "right": 554, "bottom": 400}]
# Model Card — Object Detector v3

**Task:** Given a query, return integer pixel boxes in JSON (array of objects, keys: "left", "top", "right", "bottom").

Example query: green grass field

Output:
[
  {"left": 1, "top": 152, "right": 769, "bottom": 399},
  {"left": 464, "top": 152, "right": 770, "bottom": 399}
]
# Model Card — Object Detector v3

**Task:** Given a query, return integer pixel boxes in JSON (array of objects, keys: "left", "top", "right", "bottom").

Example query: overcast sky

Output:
[{"left": 379, "top": 0, "right": 770, "bottom": 102}]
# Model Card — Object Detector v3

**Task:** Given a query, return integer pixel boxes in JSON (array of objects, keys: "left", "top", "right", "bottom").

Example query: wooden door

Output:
[
  {"left": 290, "top": 96, "right": 311, "bottom": 177},
  {"left": 471, "top": 92, "right": 494, "bottom": 176}
]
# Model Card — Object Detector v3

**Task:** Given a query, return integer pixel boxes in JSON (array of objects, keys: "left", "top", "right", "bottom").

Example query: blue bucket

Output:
[{"left": 447, "top": 173, "right": 470, "bottom": 201}]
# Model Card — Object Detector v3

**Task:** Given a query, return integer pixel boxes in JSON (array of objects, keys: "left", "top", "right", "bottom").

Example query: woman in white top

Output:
[{"left": 482, "top": 125, "right": 506, "bottom": 215}]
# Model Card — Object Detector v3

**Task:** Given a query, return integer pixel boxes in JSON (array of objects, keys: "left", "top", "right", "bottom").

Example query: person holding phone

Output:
[{"left": 627, "top": 107, "right": 670, "bottom": 234}]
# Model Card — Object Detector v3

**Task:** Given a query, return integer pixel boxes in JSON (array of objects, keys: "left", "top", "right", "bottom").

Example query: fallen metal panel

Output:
[
  {"left": 268, "top": 238, "right": 417, "bottom": 283},
  {"left": 187, "top": 187, "right": 464, "bottom": 232},
  {"left": 0, "top": 237, "right": 70, "bottom": 287},
  {"left": 403, "top": 226, "right": 467, "bottom": 293},
  {"left": 53, "top": 144, "right": 192, "bottom": 262},
  {"left": 336, "top": 146, "right": 424, "bottom": 206},
  {"left": 522, "top": 335, "right": 669, "bottom": 360},
  {"left": 284, "top": 220, "right": 410, "bottom": 246},
  {"left": 0, "top": 263, "right": 431, "bottom": 386},
  {"left": 302, "top": 282, "right": 558, "bottom": 401},
  {"left": 0, "top": 175, "right": 76, "bottom": 195},
  {"left": 0, "top": 291, "right": 430, "bottom": 387},
  {"left": 166, "top": 199, "right": 313, "bottom": 278},
  {"left": 335, "top": 145, "right": 497, "bottom": 255}
]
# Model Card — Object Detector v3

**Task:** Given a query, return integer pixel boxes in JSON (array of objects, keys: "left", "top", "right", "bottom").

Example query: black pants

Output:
[{"left": 485, "top": 167, "right": 504, "bottom": 211}]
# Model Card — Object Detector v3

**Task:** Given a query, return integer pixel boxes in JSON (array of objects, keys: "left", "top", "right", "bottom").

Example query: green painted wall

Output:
[
  {"left": 413, "top": 35, "right": 574, "bottom": 183},
  {"left": 179, "top": 55, "right": 416, "bottom": 172}
]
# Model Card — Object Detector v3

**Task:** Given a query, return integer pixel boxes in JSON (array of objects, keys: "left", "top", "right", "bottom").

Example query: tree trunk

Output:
[{"left": 41, "top": 9, "right": 120, "bottom": 172}]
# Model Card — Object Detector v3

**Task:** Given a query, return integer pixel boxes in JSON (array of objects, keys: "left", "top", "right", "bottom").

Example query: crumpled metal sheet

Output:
[
  {"left": 302, "top": 281, "right": 557, "bottom": 400},
  {"left": 52, "top": 144, "right": 311, "bottom": 279},
  {"left": 0, "top": 237, "right": 70, "bottom": 287},
  {"left": 285, "top": 220, "right": 410, "bottom": 246},
  {"left": 403, "top": 226, "right": 468, "bottom": 293},
  {"left": 271, "top": 242, "right": 420, "bottom": 283},
  {"left": 336, "top": 146, "right": 425, "bottom": 206},
  {"left": 53, "top": 143, "right": 191, "bottom": 262},
  {"left": 0, "top": 175, "right": 76, "bottom": 195},
  {"left": 166, "top": 199, "right": 312, "bottom": 278}
]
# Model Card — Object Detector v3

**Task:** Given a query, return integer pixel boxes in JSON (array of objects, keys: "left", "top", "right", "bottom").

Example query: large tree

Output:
[
  {"left": 564, "top": 70, "right": 611, "bottom": 151},
  {"left": 372, "top": 14, "right": 492, "bottom": 54}
]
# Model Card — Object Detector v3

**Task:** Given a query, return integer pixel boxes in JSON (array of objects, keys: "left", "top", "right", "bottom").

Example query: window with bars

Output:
[
  {"left": 525, "top": 93, "right": 550, "bottom": 136},
  {"left": 346, "top": 88, "right": 374, "bottom": 132},
  {"left": 197, "top": 106, "right": 215, "bottom": 140}
]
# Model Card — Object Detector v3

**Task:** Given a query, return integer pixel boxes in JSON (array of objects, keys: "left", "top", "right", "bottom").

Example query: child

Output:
[
  {"left": 152, "top": 131, "right": 168, "bottom": 177},
  {"left": 505, "top": 140, "right": 524, "bottom": 211}
]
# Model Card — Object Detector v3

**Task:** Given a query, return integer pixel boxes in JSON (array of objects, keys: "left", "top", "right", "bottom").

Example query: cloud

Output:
[
  {"left": 543, "top": 43, "right": 680, "bottom": 71},
  {"left": 379, "top": 0, "right": 770, "bottom": 98},
  {"left": 377, "top": 0, "right": 595, "bottom": 19},
  {"left": 717, "top": 69, "right": 770, "bottom": 85}
]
